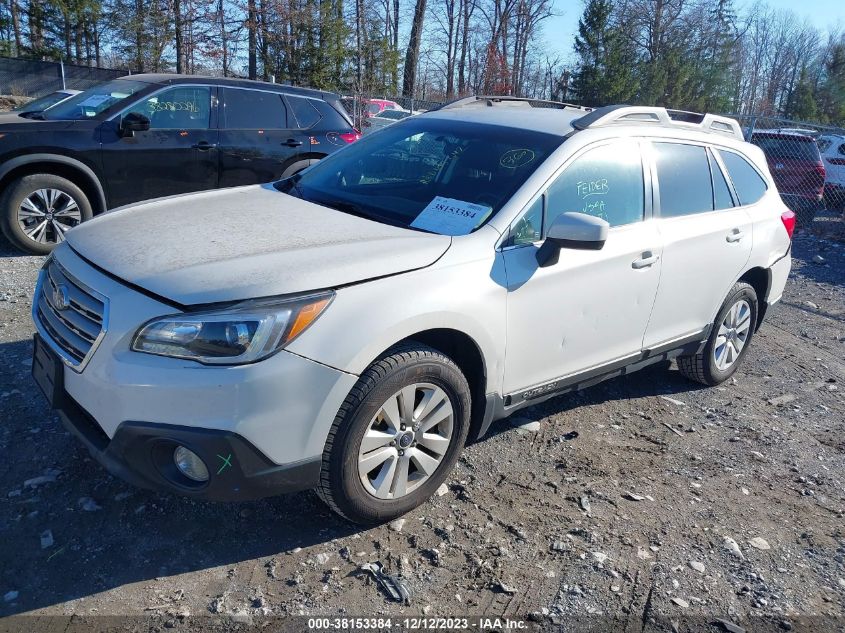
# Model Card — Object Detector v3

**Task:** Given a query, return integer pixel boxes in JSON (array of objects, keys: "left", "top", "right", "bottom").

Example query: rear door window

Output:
[
  {"left": 224, "top": 88, "right": 287, "bottom": 129},
  {"left": 545, "top": 140, "right": 644, "bottom": 227},
  {"left": 718, "top": 150, "right": 767, "bottom": 206},
  {"left": 653, "top": 143, "right": 714, "bottom": 217}
]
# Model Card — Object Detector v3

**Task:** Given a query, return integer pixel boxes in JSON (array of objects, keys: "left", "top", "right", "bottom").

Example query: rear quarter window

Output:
[
  {"left": 287, "top": 95, "right": 322, "bottom": 129},
  {"left": 313, "top": 99, "right": 352, "bottom": 129},
  {"left": 718, "top": 149, "right": 768, "bottom": 206}
]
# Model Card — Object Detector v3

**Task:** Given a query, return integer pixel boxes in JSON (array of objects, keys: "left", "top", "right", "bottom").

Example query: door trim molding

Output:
[{"left": 503, "top": 326, "right": 710, "bottom": 408}]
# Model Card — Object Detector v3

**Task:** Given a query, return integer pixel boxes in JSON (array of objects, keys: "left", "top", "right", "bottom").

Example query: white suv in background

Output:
[
  {"left": 818, "top": 134, "right": 845, "bottom": 213},
  {"left": 31, "top": 99, "right": 794, "bottom": 524}
]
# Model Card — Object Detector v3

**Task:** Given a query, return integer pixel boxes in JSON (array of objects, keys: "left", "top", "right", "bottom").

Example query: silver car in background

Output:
[{"left": 361, "top": 109, "right": 414, "bottom": 135}]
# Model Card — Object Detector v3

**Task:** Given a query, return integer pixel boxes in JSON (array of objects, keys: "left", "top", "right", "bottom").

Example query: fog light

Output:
[{"left": 173, "top": 446, "right": 209, "bottom": 482}]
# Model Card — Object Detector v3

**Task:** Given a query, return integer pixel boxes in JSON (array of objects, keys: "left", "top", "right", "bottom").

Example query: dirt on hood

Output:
[{"left": 65, "top": 185, "right": 452, "bottom": 305}]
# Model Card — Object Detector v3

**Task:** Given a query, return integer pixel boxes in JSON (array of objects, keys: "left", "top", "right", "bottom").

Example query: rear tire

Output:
[
  {"left": 0, "top": 173, "right": 92, "bottom": 255},
  {"left": 316, "top": 343, "right": 471, "bottom": 525},
  {"left": 678, "top": 282, "right": 758, "bottom": 386}
]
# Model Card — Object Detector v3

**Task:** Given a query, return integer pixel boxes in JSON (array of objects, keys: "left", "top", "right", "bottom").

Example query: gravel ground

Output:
[{"left": 1, "top": 214, "right": 844, "bottom": 633}]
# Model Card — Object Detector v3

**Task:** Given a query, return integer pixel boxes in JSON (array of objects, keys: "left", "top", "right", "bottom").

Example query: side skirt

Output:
[{"left": 497, "top": 327, "right": 710, "bottom": 416}]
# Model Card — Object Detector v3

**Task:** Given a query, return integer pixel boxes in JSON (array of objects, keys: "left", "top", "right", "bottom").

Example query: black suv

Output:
[{"left": 0, "top": 74, "right": 358, "bottom": 254}]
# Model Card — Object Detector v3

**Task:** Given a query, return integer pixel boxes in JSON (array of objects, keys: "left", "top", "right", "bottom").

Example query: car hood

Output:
[{"left": 65, "top": 185, "right": 452, "bottom": 305}]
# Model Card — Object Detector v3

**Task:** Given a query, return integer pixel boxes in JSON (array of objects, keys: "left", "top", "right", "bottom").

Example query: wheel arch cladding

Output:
[
  {"left": 738, "top": 267, "right": 770, "bottom": 331},
  {"left": 0, "top": 155, "right": 107, "bottom": 214},
  {"left": 395, "top": 328, "right": 488, "bottom": 443}
]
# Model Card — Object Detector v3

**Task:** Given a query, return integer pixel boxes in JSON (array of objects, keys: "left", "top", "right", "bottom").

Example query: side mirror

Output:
[
  {"left": 536, "top": 212, "right": 609, "bottom": 267},
  {"left": 120, "top": 112, "right": 150, "bottom": 137}
]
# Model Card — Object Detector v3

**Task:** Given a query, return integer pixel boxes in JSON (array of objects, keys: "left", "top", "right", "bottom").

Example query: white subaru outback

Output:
[{"left": 31, "top": 99, "right": 794, "bottom": 524}]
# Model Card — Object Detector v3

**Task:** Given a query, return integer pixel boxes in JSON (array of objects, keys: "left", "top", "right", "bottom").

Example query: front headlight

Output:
[{"left": 131, "top": 292, "right": 333, "bottom": 365}]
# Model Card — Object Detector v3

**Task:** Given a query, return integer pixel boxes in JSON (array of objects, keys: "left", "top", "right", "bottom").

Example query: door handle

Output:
[
  {"left": 632, "top": 251, "right": 659, "bottom": 269},
  {"left": 283, "top": 138, "right": 303, "bottom": 147},
  {"left": 726, "top": 229, "right": 745, "bottom": 243},
  {"left": 192, "top": 141, "right": 216, "bottom": 151}
]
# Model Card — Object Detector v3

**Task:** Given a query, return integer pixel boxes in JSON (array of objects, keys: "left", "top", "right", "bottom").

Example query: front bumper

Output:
[
  {"left": 55, "top": 387, "right": 321, "bottom": 500},
  {"left": 32, "top": 244, "right": 359, "bottom": 500}
]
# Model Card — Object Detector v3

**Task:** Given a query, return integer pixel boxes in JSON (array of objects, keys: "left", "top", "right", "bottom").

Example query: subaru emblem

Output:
[{"left": 53, "top": 284, "right": 71, "bottom": 311}]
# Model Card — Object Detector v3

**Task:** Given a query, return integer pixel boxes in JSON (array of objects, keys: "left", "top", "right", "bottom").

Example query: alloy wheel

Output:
[
  {"left": 714, "top": 299, "right": 752, "bottom": 371},
  {"left": 17, "top": 188, "right": 82, "bottom": 246},
  {"left": 357, "top": 383, "right": 454, "bottom": 500}
]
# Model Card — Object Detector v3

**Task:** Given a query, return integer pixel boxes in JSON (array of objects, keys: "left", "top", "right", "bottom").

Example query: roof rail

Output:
[
  {"left": 572, "top": 105, "right": 744, "bottom": 140},
  {"left": 439, "top": 95, "right": 591, "bottom": 112}
]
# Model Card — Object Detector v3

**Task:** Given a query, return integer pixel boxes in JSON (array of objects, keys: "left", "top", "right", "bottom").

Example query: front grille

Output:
[{"left": 34, "top": 258, "right": 107, "bottom": 369}]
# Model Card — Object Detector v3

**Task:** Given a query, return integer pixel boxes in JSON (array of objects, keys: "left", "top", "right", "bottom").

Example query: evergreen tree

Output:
[
  {"left": 786, "top": 66, "right": 818, "bottom": 121},
  {"left": 818, "top": 42, "right": 845, "bottom": 124},
  {"left": 697, "top": 0, "right": 737, "bottom": 111},
  {"left": 571, "top": 0, "right": 636, "bottom": 107}
]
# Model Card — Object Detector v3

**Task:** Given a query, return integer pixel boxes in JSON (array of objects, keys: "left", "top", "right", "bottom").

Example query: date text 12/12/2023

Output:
[{"left": 305, "top": 616, "right": 530, "bottom": 630}]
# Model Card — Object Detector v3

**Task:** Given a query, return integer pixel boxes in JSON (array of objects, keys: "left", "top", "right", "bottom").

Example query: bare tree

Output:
[{"left": 402, "top": 0, "right": 427, "bottom": 96}]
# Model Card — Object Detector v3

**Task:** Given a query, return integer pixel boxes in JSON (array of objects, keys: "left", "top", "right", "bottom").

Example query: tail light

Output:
[
  {"left": 781, "top": 209, "right": 796, "bottom": 239},
  {"left": 339, "top": 131, "right": 361, "bottom": 144}
]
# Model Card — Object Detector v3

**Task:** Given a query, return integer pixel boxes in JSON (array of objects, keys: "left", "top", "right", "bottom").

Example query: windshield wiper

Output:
[
  {"left": 20, "top": 111, "right": 45, "bottom": 120},
  {"left": 312, "top": 196, "right": 409, "bottom": 229},
  {"left": 317, "top": 198, "right": 375, "bottom": 221}
]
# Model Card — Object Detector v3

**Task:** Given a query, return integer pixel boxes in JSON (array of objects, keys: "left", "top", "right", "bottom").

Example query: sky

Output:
[{"left": 545, "top": 0, "right": 845, "bottom": 63}]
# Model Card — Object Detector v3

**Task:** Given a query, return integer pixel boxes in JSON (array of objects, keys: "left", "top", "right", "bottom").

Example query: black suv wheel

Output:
[{"left": 0, "top": 173, "right": 92, "bottom": 255}]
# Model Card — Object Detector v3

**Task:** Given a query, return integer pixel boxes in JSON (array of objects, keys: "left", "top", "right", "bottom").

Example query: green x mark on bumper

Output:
[{"left": 216, "top": 453, "right": 233, "bottom": 475}]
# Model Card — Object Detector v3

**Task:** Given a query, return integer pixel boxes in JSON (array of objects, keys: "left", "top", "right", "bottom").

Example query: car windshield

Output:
[
  {"left": 13, "top": 91, "right": 71, "bottom": 113},
  {"left": 752, "top": 134, "right": 820, "bottom": 161},
  {"left": 42, "top": 79, "right": 150, "bottom": 120},
  {"left": 277, "top": 117, "right": 561, "bottom": 235}
]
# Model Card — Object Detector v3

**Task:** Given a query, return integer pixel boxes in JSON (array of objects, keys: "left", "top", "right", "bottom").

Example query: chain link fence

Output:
[
  {"left": 729, "top": 114, "right": 845, "bottom": 223},
  {"left": 0, "top": 57, "right": 128, "bottom": 99}
]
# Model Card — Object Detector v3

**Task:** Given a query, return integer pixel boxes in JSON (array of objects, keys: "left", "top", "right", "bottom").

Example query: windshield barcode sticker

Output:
[{"left": 410, "top": 196, "right": 492, "bottom": 236}]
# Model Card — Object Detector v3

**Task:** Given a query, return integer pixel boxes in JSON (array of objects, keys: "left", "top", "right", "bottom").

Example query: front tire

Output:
[
  {"left": 0, "top": 174, "right": 92, "bottom": 255},
  {"left": 678, "top": 282, "right": 758, "bottom": 386},
  {"left": 317, "top": 343, "right": 471, "bottom": 524}
]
